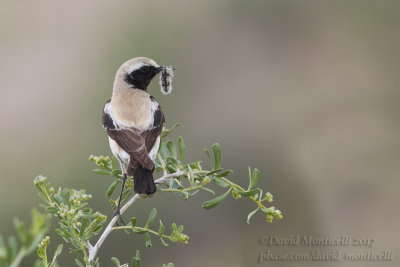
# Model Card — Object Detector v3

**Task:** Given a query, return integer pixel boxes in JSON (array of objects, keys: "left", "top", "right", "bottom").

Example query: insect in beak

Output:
[{"left": 159, "top": 66, "right": 174, "bottom": 95}]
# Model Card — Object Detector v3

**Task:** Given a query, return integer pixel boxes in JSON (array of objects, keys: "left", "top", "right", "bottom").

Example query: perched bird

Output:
[{"left": 102, "top": 57, "right": 170, "bottom": 222}]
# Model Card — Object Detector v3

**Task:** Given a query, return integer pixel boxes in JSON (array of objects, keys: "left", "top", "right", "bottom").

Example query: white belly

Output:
[{"left": 109, "top": 137, "right": 130, "bottom": 167}]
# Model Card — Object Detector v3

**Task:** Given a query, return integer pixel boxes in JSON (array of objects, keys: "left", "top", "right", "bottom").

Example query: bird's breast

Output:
[{"left": 110, "top": 89, "right": 152, "bottom": 130}]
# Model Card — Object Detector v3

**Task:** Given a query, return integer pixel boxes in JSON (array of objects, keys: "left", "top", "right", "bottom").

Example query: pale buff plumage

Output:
[
  {"left": 103, "top": 56, "right": 168, "bottom": 204},
  {"left": 110, "top": 57, "right": 160, "bottom": 130}
]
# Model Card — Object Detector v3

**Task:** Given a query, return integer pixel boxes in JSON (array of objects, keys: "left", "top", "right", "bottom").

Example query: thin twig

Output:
[
  {"left": 87, "top": 170, "right": 184, "bottom": 265},
  {"left": 10, "top": 247, "right": 26, "bottom": 267}
]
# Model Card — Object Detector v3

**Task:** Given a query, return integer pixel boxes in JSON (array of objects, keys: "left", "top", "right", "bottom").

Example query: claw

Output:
[{"left": 113, "top": 207, "right": 126, "bottom": 226}]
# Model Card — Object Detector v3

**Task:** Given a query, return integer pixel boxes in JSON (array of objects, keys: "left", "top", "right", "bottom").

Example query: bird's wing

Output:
[
  {"left": 106, "top": 127, "right": 155, "bottom": 170},
  {"left": 127, "top": 107, "right": 165, "bottom": 175}
]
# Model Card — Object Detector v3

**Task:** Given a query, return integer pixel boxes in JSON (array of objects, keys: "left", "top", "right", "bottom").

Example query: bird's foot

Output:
[{"left": 112, "top": 206, "right": 126, "bottom": 226}]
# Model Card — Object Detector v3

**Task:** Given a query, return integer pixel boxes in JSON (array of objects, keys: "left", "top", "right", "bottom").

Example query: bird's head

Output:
[{"left": 117, "top": 57, "right": 164, "bottom": 91}]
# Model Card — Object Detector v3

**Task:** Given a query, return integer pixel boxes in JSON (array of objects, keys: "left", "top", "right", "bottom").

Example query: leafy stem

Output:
[
  {"left": 69, "top": 217, "right": 89, "bottom": 265},
  {"left": 113, "top": 208, "right": 189, "bottom": 246},
  {"left": 37, "top": 236, "right": 63, "bottom": 267},
  {"left": 219, "top": 176, "right": 267, "bottom": 210},
  {"left": 30, "top": 124, "right": 281, "bottom": 266}
]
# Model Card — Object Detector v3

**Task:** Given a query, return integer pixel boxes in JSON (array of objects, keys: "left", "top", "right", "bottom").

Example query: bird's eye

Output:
[{"left": 140, "top": 66, "right": 149, "bottom": 73}]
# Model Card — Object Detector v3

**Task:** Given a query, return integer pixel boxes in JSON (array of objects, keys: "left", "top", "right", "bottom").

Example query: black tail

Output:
[{"left": 133, "top": 165, "right": 156, "bottom": 195}]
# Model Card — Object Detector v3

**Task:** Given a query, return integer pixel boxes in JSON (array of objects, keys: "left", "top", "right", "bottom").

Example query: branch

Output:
[
  {"left": 34, "top": 128, "right": 282, "bottom": 266},
  {"left": 9, "top": 247, "right": 26, "bottom": 267},
  {"left": 87, "top": 171, "right": 184, "bottom": 265}
]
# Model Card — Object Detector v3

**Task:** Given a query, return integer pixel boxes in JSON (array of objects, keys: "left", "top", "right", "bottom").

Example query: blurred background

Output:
[{"left": 1, "top": 0, "right": 399, "bottom": 266}]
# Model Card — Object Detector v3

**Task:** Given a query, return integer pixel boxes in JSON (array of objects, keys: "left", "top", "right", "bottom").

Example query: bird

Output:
[{"left": 102, "top": 57, "right": 167, "bottom": 223}]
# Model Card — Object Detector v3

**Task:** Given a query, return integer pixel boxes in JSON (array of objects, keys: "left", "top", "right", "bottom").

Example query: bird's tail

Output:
[{"left": 133, "top": 165, "right": 156, "bottom": 195}]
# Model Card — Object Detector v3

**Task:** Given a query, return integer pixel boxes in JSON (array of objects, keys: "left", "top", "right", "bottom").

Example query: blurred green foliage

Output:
[{"left": 0, "top": 210, "right": 49, "bottom": 267}]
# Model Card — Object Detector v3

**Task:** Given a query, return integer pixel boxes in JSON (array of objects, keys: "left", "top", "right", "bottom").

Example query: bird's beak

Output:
[{"left": 155, "top": 66, "right": 164, "bottom": 74}]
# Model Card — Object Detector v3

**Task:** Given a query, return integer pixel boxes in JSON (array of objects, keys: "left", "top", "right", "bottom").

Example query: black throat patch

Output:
[{"left": 124, "top": 65, "right": 160, "bottom": 90}]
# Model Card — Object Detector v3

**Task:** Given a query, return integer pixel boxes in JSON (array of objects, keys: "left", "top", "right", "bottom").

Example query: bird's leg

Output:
[{"left": 113, "top": 173, "right": 127, "bottom": 226}]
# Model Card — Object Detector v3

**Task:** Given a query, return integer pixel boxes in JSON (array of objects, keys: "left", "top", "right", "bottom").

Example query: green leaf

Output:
[
  {"left": 189, "top": 161, "right": 202, "bottom": 170},
  {"left": 26, "top": 228, "right": 48, "bottom": 254},
  {"left": 145, "top": 232, "right": 152, "bottom": 247},
  {"left": 172, "top": 223, "right": 177, "bottom": 232},
  {"left": 247, "top": 207, "right": 260, "bottom": 224},
  {"left": 132, "top": 257, "right": 140, "bottom": 267},
  {"left": 121, "top": 189, "right": 132, "bottom": 203},
  {"left": 158, "top": 220, "right": 165, "bottom": 236},
  {"left": 161, "top": 123, "right": 179, "bottom": 138},
  {"left": 212, "top": 143, "right": 221, "bottom": 169},
  {"left": 159, "top": 143, "right": 169, "bottom": 158},
  {"left": 177, "top": 225, "right": 184, "bottom": 234},
  {"left": 132, "top": 250, "right": 141, "bottom": 267},
  {"left": 166, "top": 158, "right": 178, "bottom": 172},
  {"left": 204, "top": 149, "right": 212, "bottom": 165},
  {"left": 212, "top": 177, "right": 230, "bottom": 188},
  {"left": 75, "top": 258, "right": 84, "bottom": 267},
  {"left": 79, "top": 217, "right": 90, "bottom": 237},
  {"left": 59, "top": 187, "right": 70, "bottom": 197},
  {"left": 166, "top": 141, "right": 177, "bottom": 159},
  {"left": 131, "top": 217, "right": 137, "bottom": 227},
  {"left": 160, "top": 237, "right": 169, "bottom": 246},
  {"left": 54, "top": 229, "right": 66, "bottom": 238},
  {"left": 201, "top": 187, "right": 215, "bottom": 195},
  {"left": 111, "top": 257, "right": 121, "bottom": 266},
  {"left": 169, "top": 179, "right": 182, "bottom": 190},
  {"left": 258, "top": 189, "right": 264, "bottom": 201},
  {"left": 111, "top": 157, "right": 116, "bottom": 169},
  {"left": 46, "top": 206, "right": 58, "bottom": 214},
  {"left": 37, "top": 245, "right": 44, "bottom": 259},
  {"left": 38, "top": 192, "right": 49, "bottom": 205},
  {"left": 53, "top": 194, "right": 66, "bottom": 205},
  {"left": 50, "top": 244, "right": 63, "bottom": 266},
  {"left": 106, "top": 181, "right": 118, "bottom": 197},
  {"left": 8, "top": 236, "right": 17, "bottom": 260},
  {"left": 111, "top": 169, "right": 122, "bottom": 177},
  {"left": 248, "top": 167, "right": 252, "bottom": 186},
  {"left": 237, "top": 188, "right": 261, "bottom": 197},
  {"left": 249, "top": 168, "right": 260, "bottom": 189},
  {"left": 215, "top": 170, "right": 232, "bottom": 177},
  {"left": 188, "top": 190, "right": 199, "bottom": 198},
  {"left": 93, "top": 169, "right": 110, "bottom": 175},
  {"left": 187, "top": 165, "right": 194, "bottom": 186},
  {"left": 206, "top": 168, "right": 223, "bottom": 176},
  {"left": 109, "top": 199, "right": 117, "bottom": 209},
  {"left": 132, "top": 228, "right": 147, "bottom": 234},
  {"left": 13, "top": 218, "right": 28, "bottom": 246},
  {"left": 178, "top": 136, "right": 186, "bottom": 162},
  {"left": 202, "top": 188, "right": 232, "bottom": 209},
  {"left": 145, "top": 208, "right": 157, "bottom": 228}
]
